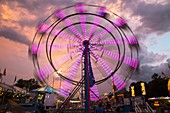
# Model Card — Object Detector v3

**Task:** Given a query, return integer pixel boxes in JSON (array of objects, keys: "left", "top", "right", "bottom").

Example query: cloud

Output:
[
  {"left": 129, "top": 58, "right": 169, "bottom": 84},
  {"left": 120, "top": 0, "right": 170, "bottom": 83},
  {"left": 123, "top": 0, "right": 170, "bottom": 35},
  {"left": 140, "top": 47, "right": 167, "bottom": 65},
  {"left": 0, "top": 26, "right": 30, "bottom": 45}
]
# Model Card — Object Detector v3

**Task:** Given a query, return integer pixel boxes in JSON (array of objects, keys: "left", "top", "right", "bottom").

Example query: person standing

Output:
[{"left": 95, "top": 102, "right": 105, "bottom": 113}]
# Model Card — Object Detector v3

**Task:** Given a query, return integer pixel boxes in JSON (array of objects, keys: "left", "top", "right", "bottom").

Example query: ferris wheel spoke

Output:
[
  {"left": 58, "top": 54, "right": 83, "bottom": 97},
  {"left": 67, "top": 54, "right": 82, "bottom": 79},
  {"left": 76, "top": 3, "right": 86, "bottom": 38},
  {"left": 91, "top": 36, "right": 138, "bottom": 45},
  {"left": 38, "top": 23, "right": 81, "bottom": 43},
  {"left": 53, "top": 47, "right": 82, "bottom": 68},
  {"left": 91, "top": 51, "right": 113, "bottom": 75},
  {"left": 54, "top": 9, "right": 83, "bottom": 40},
  {"left": 111, "top": 74, "right": 126, "bottom": 90},
  {"left": 31, "top": 43, "right": 80, "bottom": 54},
  {"left": 88, "top": 7, "right": 106, "bottom": 40},
  {"left": 91, "top": 46, "right": 138, "bottom": 68},
  {"left": 36, "top": 47, "right": 81, "bottom": 80},
  {"left": 90, "top": 25, "right": 116, "bottom": 42},
  {"left": 37, "top": 64, "right": 54, "bottom": 81},
  {"left": 90, "top": 84, "right": 100, "bottom": 101},
  {"left": 58, "top": 80, "right": 72, "bottom": 97},
  {"left": 88, "top": 17, "right": 102, "bottom": 40}
]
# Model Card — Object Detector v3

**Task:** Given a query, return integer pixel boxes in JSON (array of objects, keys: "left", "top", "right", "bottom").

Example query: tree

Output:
[
  {"left": 151, "top": 73, "right": 160, "bottom": 80},
  {"left": 15, "top": 78, "right": 41, "bottom": 91},
  {"left": 147, "top": 77, "right": 169, "bottom": 98}
]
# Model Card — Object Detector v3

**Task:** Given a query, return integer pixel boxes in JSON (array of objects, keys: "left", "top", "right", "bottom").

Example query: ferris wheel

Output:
[{"left": 29, "top": 3, "right": 139, "bottom": 108}]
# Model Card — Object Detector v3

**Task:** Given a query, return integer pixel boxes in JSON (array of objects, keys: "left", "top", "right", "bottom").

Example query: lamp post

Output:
[{"left": 161, "top": 64, "right": 170, "bottom": 95}]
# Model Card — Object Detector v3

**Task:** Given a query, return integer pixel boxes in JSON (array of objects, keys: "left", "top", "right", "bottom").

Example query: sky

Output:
[{"left": 0, "top": 0, "right": 170, "bottom": 88}]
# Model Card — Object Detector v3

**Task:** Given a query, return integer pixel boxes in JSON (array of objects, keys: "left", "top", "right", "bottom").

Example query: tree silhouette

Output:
[
  {"left": 129, "top": 73, "right": 169, "bottom": 99},
  {"left": 151, "top": 73, "right": 160, "bottom": 80},
  {"left": 148, "top": 77, "right": 168, "bottom": 98},
  {"left": 15, "top": 78, "right": 41, "bottom": 91}
]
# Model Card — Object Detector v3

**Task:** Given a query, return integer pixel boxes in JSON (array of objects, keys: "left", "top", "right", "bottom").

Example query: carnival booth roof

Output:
[
  {"left": 0, "top": 83, "right": 26, "bottom": 92},
  {"left": 31, "top": 85, "right": 57, "bottom": 93},
  {"left": 0, "top": 83, "right": 14, "bottom": 91}
]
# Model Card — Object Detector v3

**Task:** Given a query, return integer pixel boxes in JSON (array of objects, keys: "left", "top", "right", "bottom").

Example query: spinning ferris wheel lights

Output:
[{"left": 29, "top": 3, "right": 140, "bottom": 112}]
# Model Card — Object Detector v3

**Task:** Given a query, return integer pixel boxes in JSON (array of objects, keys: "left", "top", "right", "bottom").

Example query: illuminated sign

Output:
[
  {"left": 168, "top": 79, "right": 170, "bottom": 95},
  {"left": 141, "top": 82, "right": 146, "bottom": 95},
  {"left": 131, "top": 86, "right": 135, "bottom": 97},
  {"left": 154, "top": 101, "right": 159, "bottom": 106},
  {"left": 38, "top": 94, "right": 44, "bottom": 100},
  {"left": 0, "top": 87, "right": 2, "bottom": 91}
]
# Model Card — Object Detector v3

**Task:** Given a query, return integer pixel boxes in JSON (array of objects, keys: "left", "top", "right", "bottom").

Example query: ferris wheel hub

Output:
[{"left": 83, "top": 40, "right": 90, "bottom": 46}]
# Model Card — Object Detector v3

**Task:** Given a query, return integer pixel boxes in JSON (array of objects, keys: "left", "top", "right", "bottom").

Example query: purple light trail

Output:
[
  {"left": 76, "top": 3, "right": 86, "bottom": 38},
  {"left": 37, "top": 63, "right": 53, "bottom": 81},
  {"left": 37, "top": 23, "right": 81, "bottom": 43},
  {"left": 90, "top": 25, "right": 116, "bottom": 42},
  {"left": 58, "top": 54, "right": 82, "bottom": 97},
  {"left": 114, "top": 18, "right": 126, "bottom": 27},
  {"left": 55, "top": 9, "right": 83, "bottom": 39},
  {"left": 91, "top": 36, "right": 138, "bottom": 45},
  {"left": 58, "top": 80, "right": 72, "bottom": 97},
  {"left": 31, "top": 43, "right": 80, "bottom": 54},
  {"left": 91, "top": 51, "right": 113, "bottom": 75},
  {"left": 67, "top": 54, "right": 82, "bottom": 79},
  {"left": 111, "top": 74, "right": 126, "bottom": 90},
  {"left": 36, "top": 47, "right": 81, "bottom": 80},
  {"left": 90, "top": 84, "right": 100, "bottom": 101},
  {"left": 88, "top": 6, "right": 106, "bottom": 40},
  {"left": 92, "top": 46, "right": 138, "bottom": 68}
]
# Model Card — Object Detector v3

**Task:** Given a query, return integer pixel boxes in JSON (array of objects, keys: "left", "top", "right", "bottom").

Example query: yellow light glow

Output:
[
  {"left": 154, "top": 101, "right": 159, "bottom": 106},
  {"left": 0, "top": 87, "right": 2, "bottom": 91},
  {"left": 58, "top": 69, "right": 62, "bottom": 74},
  {"left": 141, "top": 82, "right": 146, "bottom": 95},
  {"left": 168, "top": 79, "right": 170, "bottom": 95},
  {"left": 112, "top": 82, "right": 114, "bottom": 92},
  {"left": 131, "top": 86, "right": 135, "bottom": 97}
]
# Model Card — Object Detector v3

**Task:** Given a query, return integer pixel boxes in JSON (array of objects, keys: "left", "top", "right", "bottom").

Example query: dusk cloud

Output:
[
  {"left": 0, "top": 26, "right": 30, "bottom": 45},
  {"left": 122, "top": 0, "right": 170, "bottom": 34},
  {"left": 132, "top": 57, "right": 170, "bottom": 82}
]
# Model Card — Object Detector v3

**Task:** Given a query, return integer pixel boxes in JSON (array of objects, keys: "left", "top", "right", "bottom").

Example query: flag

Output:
[
  {"left": 3, "top": 68, "right": 6, "bottom": 76},
  {"left": 88, "top": 49, "right": 95, "bottom": 87},
  {"left": 89, "top": 64, "right": 95, "bottom": 87},
  {"left": 83, "top": 48, "right": 95, "bottom": 87},
  {"left": 14, "top": 76, "right": 17, "bottom": 83}
]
